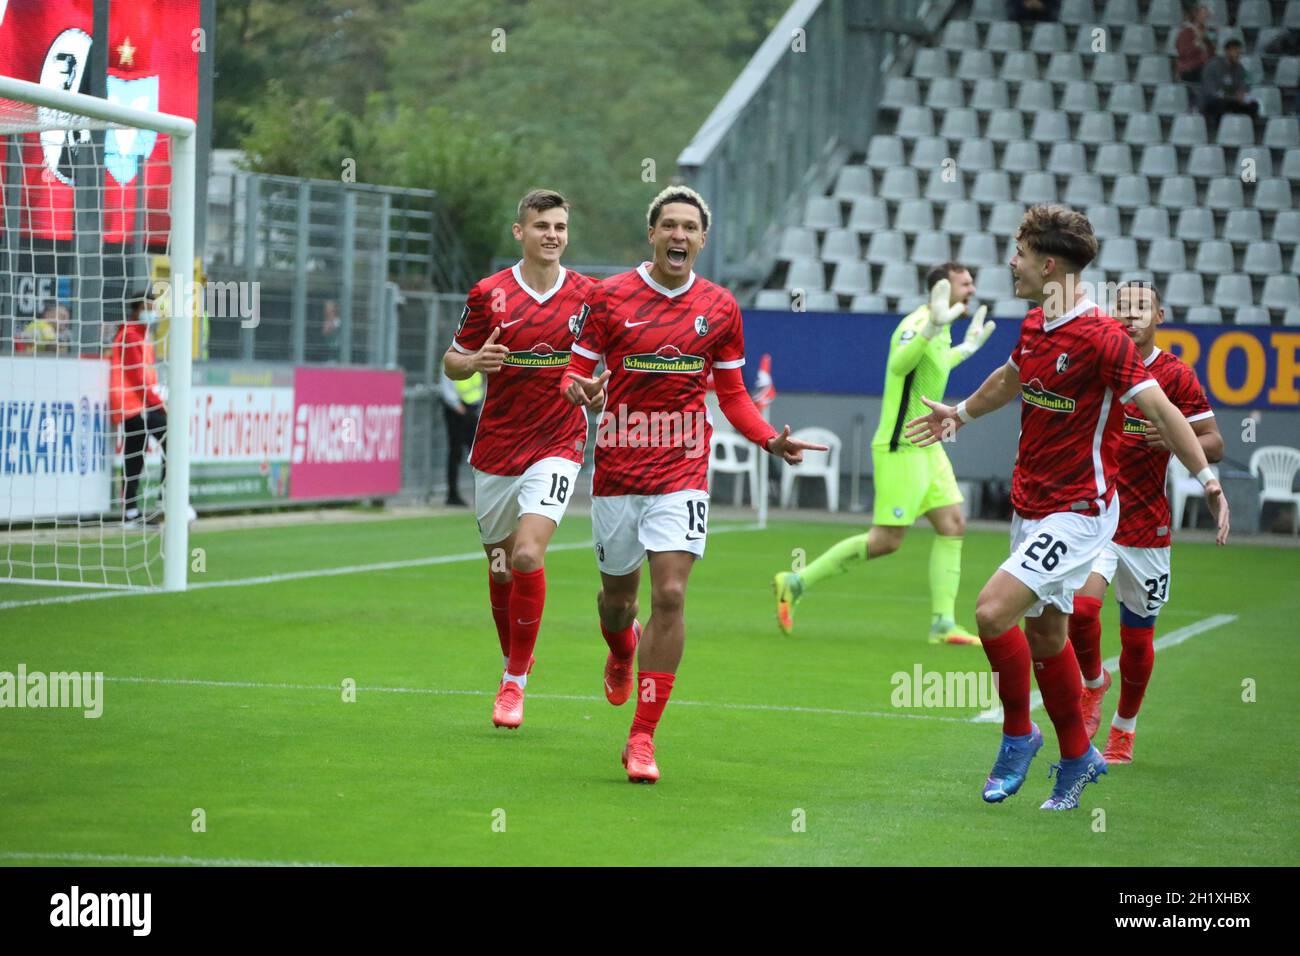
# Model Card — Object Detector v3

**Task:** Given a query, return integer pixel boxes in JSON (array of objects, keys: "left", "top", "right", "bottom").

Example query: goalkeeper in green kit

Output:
[{"left": 773, "top": 263, "right": 996, "bottom": 644}]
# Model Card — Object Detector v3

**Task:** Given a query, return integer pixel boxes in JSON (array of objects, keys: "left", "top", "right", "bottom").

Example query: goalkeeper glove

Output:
[
  {"left": 921, "top": 278, "right": 967, "bottom": 339},
  {"left": 954, "top": 303, "right": 993, "bottom": 359}
]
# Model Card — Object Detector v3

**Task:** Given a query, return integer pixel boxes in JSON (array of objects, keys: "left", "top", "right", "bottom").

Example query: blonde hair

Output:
[{"left": 647, "top": 185, "right": 711, "bottom": 231}]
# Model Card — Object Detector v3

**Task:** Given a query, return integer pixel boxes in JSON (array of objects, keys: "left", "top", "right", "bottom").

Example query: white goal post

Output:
[{"left": 0, "top": 74, "right": 195, "bottom": 592}]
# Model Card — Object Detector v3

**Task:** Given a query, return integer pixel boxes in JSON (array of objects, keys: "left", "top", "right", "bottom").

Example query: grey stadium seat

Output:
[
  {"left": 1236, "top": 0, "right": 1273, "bottom": 28},
  {"left": 1254, "top": 86, "right": 1283, "bottom": 118},
  {"left": 1060, "top": 0, "right": 1097, "bottom": 25},
  {"left": 1253, "top": 178, "right": 1293, "bottom": 212},
  {"left": 1019, "top": 171, "right": 1059, "bottom": 205},
  {"left": 1275, "top": 57, "right": 1300, "bottom": 88},
  {"left": 820, "top": 229, "right": 862, "bottom": 263},
  {"left": 849, "top": 198, "right": 889, "bottom": 233},
  {"left": 1187, "top": 145, "right": 1227, "bottom": 180},
  {"left": 1098, "top": 238, "right": 1139, "bottom": 273},
  {"left": 1030, "top": 22, "right": 1068, "bottom": 53},
  {"left": 1078, "top": 112, "right": 1117, "bottom": 145},
  {"left": 1184, "top": 306, "right": 1224, "bottom": 324},
  {"left": 1150, "top": 84, "right": 1188, "bottom": 115},
  {"left": 1271, "top": 211, "right": 1300, "bottom": 245},
  {"left": 1090, "top": 53, "right": 1130, "bottom": 86},
  {"left": 1194, "top": 240, "right": 1236, "bottom": 274},
  {"left": 1264, "top": 118, "right": 1300, "bottom": 150},
  {"left": 1216, "top": 115, "right": 1256, "bottom": 148},
  {"left": 1060, "top": 81, "right": 1100, "bottom": 114},
  {"left": 1047, "top": 141, "right": 1088, "bottom": 175},
  {"left": 956, "top": 49, "right": 996, "bottom": 81},
  {"left": 1120, "top": 25, "right": 1156, "bottom": 55},
  {"left": 879, "top": 167, "right": 921, "bottom": 202},
  {"left": 1147, "top": 0, "right": 1184, "bottom": 25},
  {"left": 992, "top": 298, "right": 1028, "bottom": 317},
  {"left": 866, "top": 135, "right": 905, "bottom": 169},
  {"left": 985, "top": 21, "right": 1023, "bottom": 53},
  {"left": 1134, "top": 55, "right": 1173, "bottom": 87},
  {"left": 895, "top": 198, "right": 936, "bottom": 235},
  {"left": 971, "top": 79, "right": 1011, "bottom": 112},
  {"left": 1002, "top": 140, "right": 1042, "bottom": 174},
  {"left": 777, "top": 227, "right": 818, "bottom": 261},
  {"left": 804, "top": 196, "right": 842, "bottom": 230},
  {"left": 1138, "top": 144, "right": 1178, "bottom": 178},
  {"left": 957, "top": 233, "right": 1000, "bottom": 268},
  {"left": 1075, "top": 27, "right": 1105, "bottom": 55},
  {"left": 1243, "top": 241, "right": 1284, "bottom": 275},
  {"left": 1111, "top": 175, "right": 1152, "bottom": 209},
  {"left": 957, "top": 138, "right": 997, "bottom": 172},
  {"left": 1015, "top": 80, "right": 1057, "bottom": 113},
  {"left": 941, "top": 20, "right": 980, "bottom": 48},
  {"left": 971, "top": 0, "right": 1002, "bottom": 20},
  {"left": 940, "top": 108, "right": 981, "bottom": 142},
  {"left": 1289, "top": 0, "right": 1300, "bottom": 27},
  {"left": 833, "top": 165, "right": 874, "bottom": 200},
  {"left": 989, "top": 201, "right": 1027, "bottom": 236},
  {"left": 1165, "top": 272, "right": 1206, "bottom": 307},
  {"left": 1286, "top": 307, "right": 1300, "bottom": 327},
  {"left": 1224, "top": 209, "right": 1264, "bottom": 244},
  {"left": 1085, "top": 204, "right": 1122, "bottom": 239},
  {"left": 1000, "top": 51, "right": 1041, "bottom": 83},
  {"left": 1234, "top": 307, "right": 1272, "bottom": 325},
  {"left": 803, "top": 292, "right": 840, "bottom": 311},
  {"left": 896, "top": 106, "right": 935, "bottom": 140},
  {"left": 1212, "top": 275, "right": 1253, "bottom": 308},
  {"left": 910, "top": 135, "right": 950, "bottom": 169},
  {"left": 754, "top": 290, "right": 791, "bottom": 310},
  {"left": 1094, "top": 143, "right": 1133, "bottom": 177},
  {"left": 1065, "top": 174, "right": 1105, "bottom": 207},
  {"left": 976, "top": 267, "right": 1014, "bottom": 300},
  {"left": 1156, "top": 176, "right": 1198, "bottom": 210},
  {"left": 972, "top": 171, "right": 1013, "bottom": 203},
  {"left": 1106, "top": 83, "right": 1146, "bottom": 115},
  {"left": 1175, "top": 207, "right": 1216, "bottom": 242},
  {"left": 1122, "top": 113, "right": 1163, "bottom": 147},
  {"left": 912, "top": 49, "right": 950, "bottom": 81},
  {"left": 877, "top": 262, "right": 920, "bottom": 299},
  {"left": 1046, "top": 53, "right": 1086, "bottom": 84},
  {"left": 881, "top": 77, "right": 920, "bottom": 110},
  {"left": 926, "top": 77, "right": 966, "bottom": 111},
  {"left": 1277, "top": 148, "right": 1299, "bottom": 180},
  {"left": 1130, "top": 207, "right": 1170, "bottom": 241},
  {"left": 785, "top": 258, "right": 826, "bottom": 292},
  {"left": 941, "top": 200, "right": 984, "bottom": 235},
  {"left": 913, "top": 231, "right": 953, "bottom": 265},
  {"left": 830, "top": 261, "right": 872, "bottom": 295},
  {"left": 1145, "top": 238, "right": 1186, "bottom": 273},
  {"left": 1103, "top": 0, "right": 1139, "bottom": 20},
  {"left": 925, "top": 168, "right": 965, "bottom": 202},
  {"left": 986, "top": 109, "right": 1027, "bottom": 143},
  {"left": 865, "top": 230, "right": 908, "bottom": 264},
  {"left": 1263, "top": 275, "right": 1300, "bottom": 311},
  {"left": 850, "top": 294, "right": 889, "bottom": 313}
]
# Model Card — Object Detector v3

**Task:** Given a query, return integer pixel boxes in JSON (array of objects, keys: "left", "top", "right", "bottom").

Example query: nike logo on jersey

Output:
[
  {"left": 625, "top": 319, "right": 652, "bottom": 328},
  {"left": 500, "top": 317, "right": 526, "bottom": 328}
]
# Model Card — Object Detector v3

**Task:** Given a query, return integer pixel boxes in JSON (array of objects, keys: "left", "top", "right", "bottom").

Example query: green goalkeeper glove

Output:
[
  {"left": 954, "top": 303, "right": 993, "bottom": 359},
  {"left": 921, "top": 278, "right": 967, "bottom": 339}
]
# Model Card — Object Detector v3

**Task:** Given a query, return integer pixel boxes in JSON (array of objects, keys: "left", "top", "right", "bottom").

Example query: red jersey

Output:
[
  {"left": 109, "top": 322, "right": 164, "bottom": 424},
  {"left": 1109, "top": 347, "right": 1214, "bottom": 548},
  {"left": 571, "top": 264, "right": 747, "bottom": 496},
  {"left": 451, "top": 263, "right": 595, "bottom": 476},
  {"left": 1008, "top": 300, "right": 1155, "bottom": 520}
]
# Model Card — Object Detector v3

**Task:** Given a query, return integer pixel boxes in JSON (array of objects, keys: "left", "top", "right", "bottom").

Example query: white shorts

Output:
[
  {"left": 473, "top": 457, "right": 582, "bottom": 545},
  {"left": 590, "top": 490, "right": 710, "bottom": 576},
  {"left": 1000, "top": 496, "right": 1120, "bottom": 618},
  {"left": 1091, "top": 542, "right": 1171, "bottom": 619}
]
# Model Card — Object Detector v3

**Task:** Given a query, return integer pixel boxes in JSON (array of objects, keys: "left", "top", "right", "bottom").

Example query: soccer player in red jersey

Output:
[
  {"left": 442, "top": 189, "right": 597, "bottom": 730},
  {"left": 560, "top": 186, "right": 826, "bottom": 783},
  {"left": 1069, "top": 282, "right": 1222, "bottom": 763},
  {"left": 906, "top": 205, "right": 1229, "bottom": 810}
]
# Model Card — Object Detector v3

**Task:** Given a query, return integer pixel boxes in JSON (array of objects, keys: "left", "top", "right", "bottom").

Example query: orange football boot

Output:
[
  {"left": 492, "top": 679, "right": 525, "bottom": 729},
  {"left": 604, "top": 621, "right": 641, "bottom": 706},
  {"left": 1102, "top": 726, "right": 1135, "bottom": 764},
  {"left": 621, "top": 732, "right": 660, "bottom": 783},
  {"left": 1080, "top": 668, "right": 1112, "bottom": 739}
]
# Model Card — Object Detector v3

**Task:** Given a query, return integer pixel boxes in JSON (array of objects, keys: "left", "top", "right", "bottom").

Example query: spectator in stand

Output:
[
  {"left": 1201, "top": 38, "right": 1260, "bottom": 131},
  {"left": 1007, "top": 0, "right": 1060, "bottom": 21},
  {"left": 15, "top": 302, "right": 73, "bottom": 355},
  {"left": 1175, "top": 3, "right": 1217, "bottom": 84},
  {"left": 110, "top": 295, "right": 168, "bottom": 525}
]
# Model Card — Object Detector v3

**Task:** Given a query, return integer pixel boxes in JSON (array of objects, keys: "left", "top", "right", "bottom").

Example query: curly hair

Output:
[{"left": 1015, "top": 204, "right": 1098, "bottom": 270}]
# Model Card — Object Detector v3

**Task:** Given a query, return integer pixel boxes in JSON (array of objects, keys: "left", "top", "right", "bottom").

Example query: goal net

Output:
[{"left": 0, "top": 75, "right": 195, "bottom": 593}]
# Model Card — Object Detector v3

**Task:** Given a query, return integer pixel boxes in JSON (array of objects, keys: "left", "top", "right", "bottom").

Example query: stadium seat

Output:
[
  {"left": 1234, "top": 306, "right": 1272, "bottom": 325},
  {"left": 1292, "top": 246, "right": 1300, "bottom": 275},
  {"left": 1090, "top": 53, "right": 1130, "bottom": 86},
  {"left": 1030, "top": 22, "right": 1068, "bottom": 53},
  {"left": 777, "top": 227, "right": 818, "bottom": 262},
  {"left": 878, "top": 262, "right": 920, "bottom": 298},
  {"left": 1253, "top": 178, "right": 1293, "bottom": 212},
  {"left": 1064, "top": 174, "right": 1104, "bottom": 207},
  {"left": 1283, "top": 307, "right": 1300, "bottom": 327},
  {"left": 1015, "top": 80, "right": 1057, "bottom": 113},
  {"left": 1134, "top": 54, "right": 1173, "bottom": 86},
  {"left": 1077, "top": 111, "right": 1117, "bottom": 145},
  {"left": 1085, "top": 204, "right": 1122, "bottom": 239},
  {"left": 833, "top": 165, "right": 874, "bottom": 200},
  {"left": 1275, "top": 57, "right": 1300, "bottom": 88},
  {"left": 925, "top": 168, "right": 965, "bottom": 202},
  {"left": 1150, "top": 84, "right": 1188, "bottom": 116},
  {"left": 849, "top": 198, "right": 889, "bottom": 233},
  {"left": 913, "top": 231, "right": 953, "bottom": 265},
  {"left": 1075, "top": 26, "right": 1105, "bottom": 54},
  {"left": 1288, "top": 0, "right": 1300, "bottom": 28},
  {"left": 896, "top": 106, "right": 935, "bottom": 140},
  {"left": 1280, "top": 148, "right": 1300, "bottom": 181},
  {"left": 1138, "top": 144, "right": 1178, "bottom": 178},
  {"left": 1237, "top": 0, "right": 1273, "bottom": 28},
  {"left": 1094, "top": 143, "right": 1133, "bottom": 177},
  {"left": 956, "top": 49, "right": 997, "bottom": 81},
  {"left": 820, "top": 228, "right": 862, "bottom": 263},
  {"left": 992, "top": 298, "right": 1027, "bottom": 317},
  {"left": 1201, "top": 178, "right": 1242, "bottom": 212},
  {"left": 1047, "top": 141, "right": 1088, "bottom": 175},
  {"left": 1212, "top": 274, "right": 1252, "bottom": 308},
  {"left": 1102, "top": 0, "right": 1139, "bottom": 21},
  {"left": 1184, "top": 305, "right": 1224, "bottom": 324},
  {"left": 1224, "top": 209, "right": 1264, "bottom": 244},
  {"left": 1112, "top": 175, "right": 1153, "bottom": 209},
  {"left": 912, "top": 49, "right": 950, "bottom": 81},
  {"left": 865, "top": 230, "right": 908, "bottom": 264},
  {"left": 1263, "top": 275, "right": 1300, "bottom": 311},
  {"left": 1156, "top": 176, "right": 1198, "bottom": 210},
  {"left": 895, "top": 198, "right": 936, "bottom": 235},
  {"left": 910, "top": 136, "right": 949, "bottom": 169},
  {"left": 1096, "top": 237, "right": 1138, "bottom": 274},
  {"left": 1081, "top": 267, "right": 1108, "bottom": 296},
  {"left": 1244, "top": 241, "right": 1284, "bottom": 275},
  {"left": 804, "top": 196, "right": 842, "bottom": 230},
  {"left": 1146, "top": 238, "right": 1186, "bottom": 273},
  {"left": 986, "top": 109, "right": 1027, "bottom": 143},
  {"left": 779, "top": 427, "right": 842, "bottom": 511},
  {"left": 830, "top": 260, "right": 872, "bottom": 296},
  {"left": 1271, "top": 210, "right": 1300, "bottom": 245},
  {"left": 1165, "top": 272, "right": 1206, "bottom": 307},
  {"left": 867, "top": 135, "right": 905, "bottom": 169},
  {"left": 1046, "top": 52, "right": 1086, "bottom": 84},
  {"left": 754, "top": 289, "right": 791, "bottom": 310},
  {"left": 957, "top": 138, "right": 996, "bottom": 172},
  {"left": 1122, "top": 113, "right": 1163, "bottom": 147},
  {"left": 1254, "top": 86, "right": 1282, "bottom": 119},
  {"left": 1130, "top": 206, "right": 1170, "bottom": 241},
  {"left": 1000, "top": 51, "right": 1041, "bottom": 83},
  {"left": 976, "top": 267, "right": 1014, "bottom": 300},
  {"left": 941, "top": 20, "right": 980, "bottom": 49},
  {"left": 1105, "top": 83, "right": 1146, "bottom": 117},
  {"left": 956, "top": 233, "right": 999, "bottom": 268},
  {"left": 849, "top": 293, "right": 889, "bottom": 313},
  {"left": 925, "top": 77, "right": 966, "bottom": 111},
  {"left": 1194, "top": 240, "right": 1236, "bottom": 275},
  {"left": 972, "top": 171, "right": 1012, "bottom": 204},
  {"left": 785, "top": 258, "right": 826, "bottom": 292},
  {"left": 1002, "top": 140, "right": 1042, "bottom": 173},
  {"left": 970, "top": 0, "right": 1002, "bottom": 20},
  {"left": 1060, "top": 80, "right": 1100, "bottom": 114},
  {"left": 941, "top": 200, "right": 983, "bottom": 235},
  {"left": 881, "top": 77, "right": 920, "bottom": 110},
  {"left": 1187, "top": 145, "right": 1228, "bottom": 180},
  {"left": 940, "top": 108, "right": 981, "bottom": 142},
  {"left": 989, "top": 201, "right": 1027, "bottom": 236},
  {"left": 1216, "top": 115, "right": 1256, "bottom": 148},
  {"left": 802, "top": 292, "right": 839, "bottom": 311},
  {"left": 879, "top": 167, "right": 921, "bottom": 202},
  {"left": 1264, "top": 118, "right": 1300, "bottom": 150},
  {"left": 985, "top": 21, "right": 1023, "bottom": 53},
  {"left": 1060, "top": 0, "right": 1097, "bottom": 25},
  {"left": 1019, "top": 171, "right": 1058, "bottom": 204},
  {"left": 1175, "top": 207, "right": 1216, "bottom": 242},
  {"left": 1120, "top": 25, "right": 1156, "bottom": 55},
  {"left": 971, "top": 79, "right": 1011, "bottom": 112}
]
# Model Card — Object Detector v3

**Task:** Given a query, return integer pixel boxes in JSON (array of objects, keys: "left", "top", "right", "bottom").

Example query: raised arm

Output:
[{"left": 903, "top": 359, "right": 1021, "bottom": 447}]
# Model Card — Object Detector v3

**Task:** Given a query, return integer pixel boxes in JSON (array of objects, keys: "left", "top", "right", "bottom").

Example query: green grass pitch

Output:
[{"left": 1, "top": 512, "right": 1296, "bottom": 866}]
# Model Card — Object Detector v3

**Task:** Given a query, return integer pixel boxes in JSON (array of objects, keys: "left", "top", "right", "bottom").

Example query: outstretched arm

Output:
[{"left": 903, "top": 359, "right": 1021, "bottom": 447}]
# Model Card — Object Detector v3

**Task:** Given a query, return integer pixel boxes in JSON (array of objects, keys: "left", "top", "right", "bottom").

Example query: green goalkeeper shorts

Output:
[{"left": 870, "top": 444, "right": 964, "bottom": 526}]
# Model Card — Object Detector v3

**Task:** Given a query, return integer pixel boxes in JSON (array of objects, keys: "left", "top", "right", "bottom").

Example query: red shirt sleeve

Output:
[
  {"left": 1172, "top": 361, "right": 1214, "bottom": 421},
  {"left": 1098, "top": 324, "right": 1155, "bottom": 404},
  {"left": 560, "top": 283, "right": 605, "bottom": 391},
  {"left": 451, "top": 281, "right": 491, "bottom": 354},
  {"left": 714, "top": 366, "right": 777, "bottom": 448}
]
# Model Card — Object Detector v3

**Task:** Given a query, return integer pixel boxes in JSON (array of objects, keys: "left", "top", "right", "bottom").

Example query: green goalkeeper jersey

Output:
[{"left": 870, "top": 303, "right": 971, "bottom": 452}]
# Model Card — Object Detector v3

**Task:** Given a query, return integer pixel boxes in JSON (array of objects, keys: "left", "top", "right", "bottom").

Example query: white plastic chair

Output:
[
  {"left": 708, "top": 430, "right": 760, "bottom": 507},
  {"left": 1249, "top": 446, "right": 1300, "bottom": 535},
  {"left": 779, "top": 427, "right": 842, "bottom": 512},
  {"left": 1168, "top": 459, "right": 1217, "bottom": 530}
]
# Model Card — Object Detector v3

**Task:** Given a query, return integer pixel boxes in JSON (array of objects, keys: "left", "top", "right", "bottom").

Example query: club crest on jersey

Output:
[
  {"left": 1021, "top": 378, "right": 1076, "bottom": 413},
  {"left": 624, "top": 344, "right": 706, "bottom": 374},
  {"left": 570, "top": 304, "right": 589, "bottom": 339},
  {"left": 502, "top": 342, "right": 571, "bottom": 368},
  {"left": 693, "top": 314, "right": 709, "bottom": 336},
  {"left": 1055, "top": 352, "right": 1071, "bottom": 374}
]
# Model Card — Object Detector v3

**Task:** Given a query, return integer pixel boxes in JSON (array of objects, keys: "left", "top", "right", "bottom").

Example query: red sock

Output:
[
  {"left": 601, "top": 621, "right": 637, "bottom": 660},
  {"left": 1068, "top": 596, "right": 1104, "bottom": 682},
  {"left": 981, "top": 627, "right": 1033, "bottom": 737},
  {"left": 1117, "top": 623, "right": 1155, "bottom": 720},
  {"left": 1033, "top": 642, "right": 1090, "bottom": 759},
  {"left": 630, "top": 670, "right": 675, "bottom": 739},
  {"left": 488, "top": 575, "right": 513, "bottom": 658},
  {"left": 506, "top": 567, "right": 545, "bottom": 676}
]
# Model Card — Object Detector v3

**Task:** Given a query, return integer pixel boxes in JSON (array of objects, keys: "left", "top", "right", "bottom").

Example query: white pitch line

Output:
[
  {"left": 970, "top": 613, "right": 1238, "bottom": 723},
  {"left": 0, "top": 850, "right": 340, "bottom": 868},
  {"left": 102, "top": 674, "right": 977, "bottom": 723},
  {"left": 0, "top": 523, "right": 764, "bottom": 611}
]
